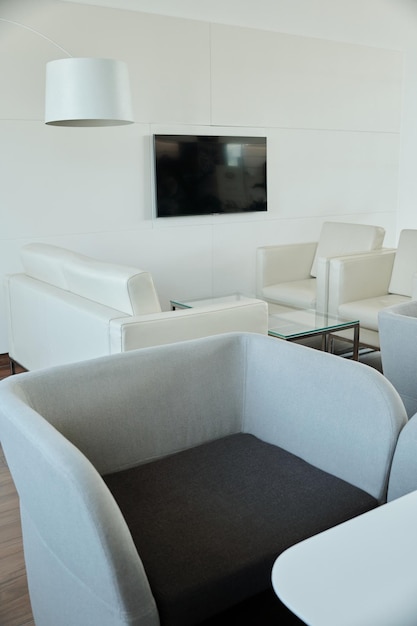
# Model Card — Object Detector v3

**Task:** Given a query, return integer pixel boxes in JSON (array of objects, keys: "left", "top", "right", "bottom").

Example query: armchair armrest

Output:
[
  {"left": 328, "top": 249, "right": 396, "bottom": 315},
  {"left": 242, "top": 337, "right": 406, "bottom": 501},
  {"left": 109, "top": 299, "right": 268, "bottom": 352},
  {"left": 256, "top": 242, "right": 317, "bottom": 295}
]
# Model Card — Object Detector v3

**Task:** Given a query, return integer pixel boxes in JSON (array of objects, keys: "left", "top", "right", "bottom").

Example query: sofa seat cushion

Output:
[
  {"left": 262, "top": 278, "right": 316, "bottom": 309},
  {"left": 338, "top": 294, "right": 410, "bottom": 330},
  {"left": 103, "top": 433, "right": 377, "bottom": 626}
]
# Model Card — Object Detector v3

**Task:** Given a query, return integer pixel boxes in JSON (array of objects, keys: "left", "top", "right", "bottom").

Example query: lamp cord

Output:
[{"left": 0, "top": 17, "right": 72, "bottom": 57}]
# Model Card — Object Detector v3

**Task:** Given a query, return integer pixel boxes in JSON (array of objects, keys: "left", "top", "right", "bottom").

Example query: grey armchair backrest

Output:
[
  {"left": 388, "top": 414, "right": 417, "bottom": 502},
  {"left": 378, "top": 300, "right": 417, "bottom": 502},
  {"left": 379, "top": 300, "right": 417, "bottom": 418},
  {"left": 0, "top": 333, "right": 407, "bottom": 626}
]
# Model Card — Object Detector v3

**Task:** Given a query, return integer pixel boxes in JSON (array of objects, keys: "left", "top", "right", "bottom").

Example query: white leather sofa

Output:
[
  {"left": 4, "top": 243, "right": 268, "bottom": 371},
  {"left": 256, "top": 222, "right": 385, "bottom": 313},
  {"left": 328, "top": 229, "right": 417, "bottom": 349}
]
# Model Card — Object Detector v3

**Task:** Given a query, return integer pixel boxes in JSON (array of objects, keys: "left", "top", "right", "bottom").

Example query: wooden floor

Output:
[{"left": 0, "top": 355, "right": 35, "bottom": 626}]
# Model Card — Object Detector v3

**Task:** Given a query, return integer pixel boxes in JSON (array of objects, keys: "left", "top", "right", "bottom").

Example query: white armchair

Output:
[
  {"left": 328, "top": 229, "right": 417, "bottom": 349},
  {"left": 5, "top": 243, "right": 268, "bottom": 371},
  {"left": 256, "top": 222, "right": 385, "bottom": 313}
]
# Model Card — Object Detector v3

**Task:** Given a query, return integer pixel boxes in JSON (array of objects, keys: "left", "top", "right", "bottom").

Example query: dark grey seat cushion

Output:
[{"left": 103, "top": 434, "right": 377, "bottom": 626}]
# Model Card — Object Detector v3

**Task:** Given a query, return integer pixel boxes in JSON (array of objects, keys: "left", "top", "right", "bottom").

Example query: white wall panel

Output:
[
  {"left": 0, "top": 21, "right": 51, "bottom": 120},
  {"left": 131, "top": 15, "right": 210, "bottom": 124},
  {"left": 59, "top": 0, "right": 417, "bottom": 52},
  {"left": 211, "top": 221, "right": 282, "bottom": 297},
  {"left": 267, "top": 128, "right": 400, "bottom": 219},
  {"left": 210, "top": 24, "right": 403, "bottom": 132},
  {"left": 0, "top": 120, "right": 152, "bottom": 237}
]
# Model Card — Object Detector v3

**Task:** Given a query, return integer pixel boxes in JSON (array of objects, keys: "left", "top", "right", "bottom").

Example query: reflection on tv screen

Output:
[{"left": 154, "top": 135, "right": 267, "bottom": 217}]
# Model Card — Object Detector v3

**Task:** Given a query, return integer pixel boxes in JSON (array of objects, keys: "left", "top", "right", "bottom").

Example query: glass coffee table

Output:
[
  {"left": 268, "top": 303, "right": 359, "bottom": 360},
  {"left": 170, "top": 295, "right": 360, "bottom": 360}
]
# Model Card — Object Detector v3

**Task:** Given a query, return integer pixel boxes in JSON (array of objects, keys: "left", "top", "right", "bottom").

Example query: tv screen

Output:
[{"left": 153, "top": 134, "right": 267, "bottom": 217}]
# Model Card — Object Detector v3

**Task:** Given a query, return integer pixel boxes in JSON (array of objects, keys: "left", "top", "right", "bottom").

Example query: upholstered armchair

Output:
[
  {"left": 4, "top": 243, "right": 268, "bottom": 371},
  {"left": 0, "top": 333, "right": 406, "bottom": 626},
  {"left": 327, "top": 229, "right": 417, "bottom": 349},
  {"left": 256, "top": 222, "right": 385, "bottom": 314},
  {"left": 378, "top": 300, "right": 417, "bottom": 417}
]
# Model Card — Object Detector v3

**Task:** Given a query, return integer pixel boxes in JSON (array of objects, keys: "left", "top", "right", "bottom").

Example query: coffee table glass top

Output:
[
  {"left": 170, "top": 294, "right": 359, "bottom": 341},
  {"left": 267, "top": 304, "right": 359, "bottom": 340},
  {"left": 170, "top": 293, "right": 254, "bottom": 309}
]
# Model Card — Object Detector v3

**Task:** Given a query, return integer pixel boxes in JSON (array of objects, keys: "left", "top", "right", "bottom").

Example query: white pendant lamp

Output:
[
  {"left": 45, "top": 57, "right": 134, "bottom": 126},
  {"left": 0, "top": 18, "right": 134, "bottom": 127}
]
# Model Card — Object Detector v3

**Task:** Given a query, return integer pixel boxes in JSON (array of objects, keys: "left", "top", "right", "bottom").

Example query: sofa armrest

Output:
[
  {"left": 5, "top": 273, "right": 128, "bottom": 371},
  {"left": 315, "top": 256, "right": 333, "bottom": 314},
  {"left": 109, "top": 299, "right": 268, "bottom": 352},
  {"left": 256, "top": 242, "right": 317, "bottom": 295},
  {"left": 327, "top": 249, "right": 396, "bottom": 315}
]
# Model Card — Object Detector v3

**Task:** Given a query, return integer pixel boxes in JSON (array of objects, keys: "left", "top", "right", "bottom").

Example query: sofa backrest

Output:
[
  {"left": 388, "top": 229, "right": 417, "bottom": 296},
  {"left": 310, "top": 222, "right": 385, "bottom": 277},
  {"left": 20, "top": 243, "right": 161, "bottom": 316}
]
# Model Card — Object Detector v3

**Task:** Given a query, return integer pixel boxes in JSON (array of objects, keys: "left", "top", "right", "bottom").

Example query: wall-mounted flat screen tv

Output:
[{"left": 153, "top": 134, "right": 267, "bottom": 217}]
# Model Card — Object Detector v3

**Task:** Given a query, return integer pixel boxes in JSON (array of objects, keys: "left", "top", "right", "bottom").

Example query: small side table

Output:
[{"left": 271, "top": 490, "right": 417, "bottom": 625}]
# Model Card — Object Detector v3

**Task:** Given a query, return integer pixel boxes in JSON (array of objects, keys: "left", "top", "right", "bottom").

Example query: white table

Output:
[{"left": 271, "top": 490, "right": 417, "bottom": 626}]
